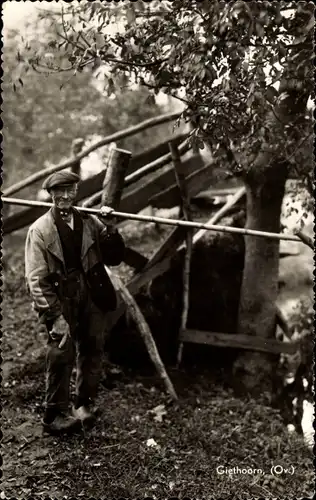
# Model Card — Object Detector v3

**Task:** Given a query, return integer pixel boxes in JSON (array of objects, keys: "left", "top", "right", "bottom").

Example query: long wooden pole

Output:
[
  {"left": 294, "top": 229, "right": 314, "bottom": 250},
  {"left": 2, "top": 196, "right": 303, "bottom": 243},
  {"left": 169, "top": 141, "right": 193, "bottom": 366},
  {"left": 3, "top": 112, "right": 182, "bottom": 197},
  {"left": 106, "top": 268, "right": 178, "bottom": 400}
]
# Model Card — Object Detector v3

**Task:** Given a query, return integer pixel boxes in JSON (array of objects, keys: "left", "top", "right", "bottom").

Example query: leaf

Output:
[
  {"left": 145, "top": 94, "right": 156, "bottom": 106},
  {"left": 149, "top": 404, "right": 167, "bottom": 422},
  {"left": 159, "top": 70, "right": 172, "bottom": 85},
  {"left": 191, "top": 136, "right": 205, "bottom": 150},
  {"left": 48, "top": 40, "right": 57, "bottom": 49},
  {"left": 255, "top": 22, "right": 265, "bottom": 38},
  {"left": 247, "top": 81, "right": 255, "bottom": 99},
  {"left": 180, "top": 29, "right": 191, "bottom": 40},
  {"left": 265, "top": 86, "right": 278, "bottom": 104},
  {"left": 278, "top": 42, "right": 287, "bottom": 58},
  {"left": 200, "top": 68, "right": 206, "bottom": 80},
  {"left": 126, "top": 6, "right": 136, "bottom": 25},
  {"left": 107, "top": 77, "right": 115, "bottom": 96},
  {"left": 219, "top": 65, "right": 227, "bottom": 77}
]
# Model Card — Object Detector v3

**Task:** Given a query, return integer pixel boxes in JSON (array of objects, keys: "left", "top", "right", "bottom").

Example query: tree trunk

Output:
[
  {"left": 233, "top": 164, "right": 288, "bottom": 394},
  {"left": 238, "top": 164, "right": 288, "bottom": 338},
  {"left": 232, "top": 8, "right": 313, "bottom": 394}
]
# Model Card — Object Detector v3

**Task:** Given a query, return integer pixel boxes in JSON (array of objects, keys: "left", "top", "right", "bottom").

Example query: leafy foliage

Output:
[
  {"left": 16, "top": 1, "right": 314, "bottom": 187},
  {"left": 2, "top": 28, "right": 104, "bottom": 189},
  {"left": 2, "top": 19, "right": 172, "bottom": 192}
]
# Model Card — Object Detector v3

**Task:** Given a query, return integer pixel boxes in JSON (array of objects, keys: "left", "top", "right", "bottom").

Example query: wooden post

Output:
[
  {"left": 101, "top": 147, "right": 132, "bottom": 208},
  {"left": 70, "top": 138, "right": 85, "bottom": 177},
  {"left": 99, "top": 148, "right": 176, "bottom": 397},
  {"left": 98, "top": 145, "right": 150, "bottom": 270},
  {"left": 169, "top": 140, "right": 193, "bottom": 366}
]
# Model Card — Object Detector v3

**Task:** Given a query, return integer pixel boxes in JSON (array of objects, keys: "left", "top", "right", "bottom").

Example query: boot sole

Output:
[{"left": 42, "top": 419, "right": 81, "bottom": 436}]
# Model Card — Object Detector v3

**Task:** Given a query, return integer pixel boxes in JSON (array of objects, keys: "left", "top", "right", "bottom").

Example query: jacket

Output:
[{"left": 25, "top": 207, "right": 125, "bottom": 324}]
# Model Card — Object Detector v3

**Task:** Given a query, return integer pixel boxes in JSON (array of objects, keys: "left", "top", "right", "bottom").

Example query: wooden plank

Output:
[
  {"left": 179, "top": 329, "right": 300, "bottom": 355},
  {"left": 77, "top": 170, "right": 106, "bottom": 200},
  {"left": 96, "top": 147, "right": 149, "bottom": 272},
  {"left": 119, "top": 154, "right": 203, "bottom": 214},
  {"left": 78, "top": 134, "right": 185, "bottom": 201},
  {"left": 125, "top": 133, "right": 187, "bottom": 178},
  {"left": 106, "top": 267, "right": 178, "bottom": 400},
  {"left": 3, "top": 206, "right": 47, "bottom": 234},
  {"left": 196, "top": 187, "right": 241, "bottom": 197},
  {"left": 141, "top": 225, "right": 187, "bottom": 271},
  {"left": 101, "top": 147, "right": 132, "bottom": 208},
  {"left": 294, "top": 229, "right": 314, "bottom": 250},
  {"left": 150, "top": 159, "right": 210, "bottom": 208},
  {"left": 123, "top": 247, "right": 149, "bottom": 271}
]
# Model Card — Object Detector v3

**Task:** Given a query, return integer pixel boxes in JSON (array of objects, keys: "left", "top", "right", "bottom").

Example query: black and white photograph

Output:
[{"left": 1, "top": 1, "right": 314, "bottom": 498}]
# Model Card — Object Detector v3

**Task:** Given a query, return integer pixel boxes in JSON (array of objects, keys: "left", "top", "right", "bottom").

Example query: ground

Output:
[{"left": 1, "top": 212, "right": 314, "bottom": 499}]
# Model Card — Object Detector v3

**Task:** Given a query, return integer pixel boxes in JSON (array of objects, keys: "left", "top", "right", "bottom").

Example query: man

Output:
[{"left": 25, "top": 171, "right": 125, "bottom": 435}]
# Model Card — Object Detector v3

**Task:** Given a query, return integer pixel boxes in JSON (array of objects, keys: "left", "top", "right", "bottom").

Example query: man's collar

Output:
[{"left": 53, "top": 206, "right": 74, "bottom": 222}]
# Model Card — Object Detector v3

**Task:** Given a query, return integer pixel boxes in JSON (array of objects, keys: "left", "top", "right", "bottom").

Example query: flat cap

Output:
[{"left": 42, "top": 171, "right": 80, "bottom": 191}]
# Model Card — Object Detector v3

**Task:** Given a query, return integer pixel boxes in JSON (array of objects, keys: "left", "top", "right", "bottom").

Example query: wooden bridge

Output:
[{"left": 2, "top": 111, "right": 304, "bottom": 381}]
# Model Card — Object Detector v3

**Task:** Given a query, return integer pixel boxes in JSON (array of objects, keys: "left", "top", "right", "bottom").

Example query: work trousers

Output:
[{"left": 45, "top": 271, "right": 108, "bottom": 414}]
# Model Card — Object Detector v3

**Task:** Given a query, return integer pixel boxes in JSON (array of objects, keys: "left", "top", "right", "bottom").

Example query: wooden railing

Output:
[
  {"left": 3, "top": 133, "right": 194, "bottom": 235},
  {"left": 3, "top": 112, "right": 182, "bottom": 197}
]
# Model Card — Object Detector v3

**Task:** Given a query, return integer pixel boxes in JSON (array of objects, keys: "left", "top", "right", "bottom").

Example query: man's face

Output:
[{"left": 50, "top": 184, "right": 77, "bottom": 210}]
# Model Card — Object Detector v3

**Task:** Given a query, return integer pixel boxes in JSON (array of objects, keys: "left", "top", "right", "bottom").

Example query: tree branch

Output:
[
  {"left": 57, "top": 31, "right": 86, "bottom": 52},
  {"left": 103, "top": 55, "right": 168, "bottom": 68},
  {"left": 78, "top": 31, "right": 91, "bottom": 48}
]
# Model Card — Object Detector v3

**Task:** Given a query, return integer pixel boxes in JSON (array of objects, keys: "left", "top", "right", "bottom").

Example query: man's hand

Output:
[
  {"left": 100, "top": 206, "right": 115, "bottom": 218},
  {"left": 50, "top": 315, "right": 70, "bottom": 348},
  {"left": 100, "top": 205, "right": 117, "bottom": 234}
]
